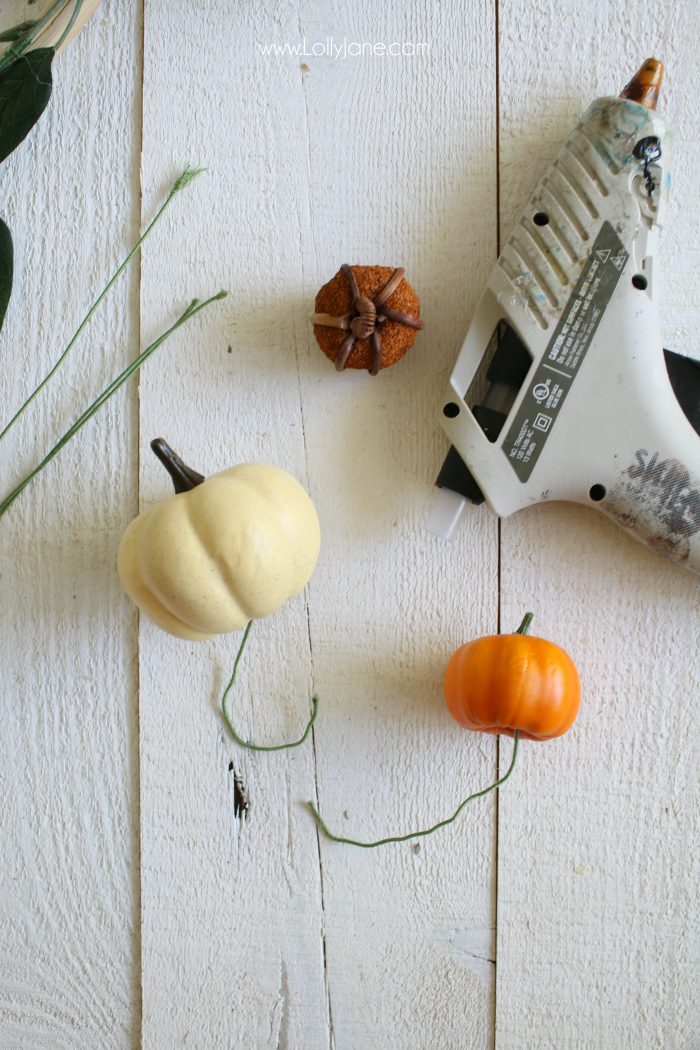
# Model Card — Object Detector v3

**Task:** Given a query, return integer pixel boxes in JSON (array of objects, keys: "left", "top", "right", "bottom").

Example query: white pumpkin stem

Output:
[
  {"left": 150, "top": 438, "right": 205, "bottom": 493},
  {"left": 221, "top": 620, "right": 320, "bottom": 752}
]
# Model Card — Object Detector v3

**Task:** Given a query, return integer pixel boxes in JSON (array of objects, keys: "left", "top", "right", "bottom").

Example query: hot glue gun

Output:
[{"left": 428, "top": 59, "right": 700, "bottom": 573}]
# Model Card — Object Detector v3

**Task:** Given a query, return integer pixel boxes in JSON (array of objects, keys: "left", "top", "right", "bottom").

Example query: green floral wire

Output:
[
  {"left": 221, "top": 620, "right": 320, "bottom": 751},
  {"left": 307, "top": 731, "right": 520, "bottom": 847},
  {"left": 307, "top": 612, "right": 531, "bottom": 846}
]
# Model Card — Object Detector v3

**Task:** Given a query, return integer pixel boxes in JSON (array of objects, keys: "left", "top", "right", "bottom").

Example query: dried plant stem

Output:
[
  {"left": 0, "top": 167, "right": 203, "bottom": 443},
  {"left": 0, "top": 291, "right": 227, "bottom": 519}
]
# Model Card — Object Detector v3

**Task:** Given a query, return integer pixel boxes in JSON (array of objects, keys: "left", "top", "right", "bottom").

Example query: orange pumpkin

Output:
[{"left": 444, "top": 613, "right": 580, "bottom": 741}]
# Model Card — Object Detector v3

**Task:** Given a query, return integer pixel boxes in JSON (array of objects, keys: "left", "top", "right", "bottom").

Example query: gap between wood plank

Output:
[
  {"left": 135, "top": 0, "right": 145, "bottom": 1045},
  {"left": 292, "top": 5, "right": 335, "bottom": 1043},
  {"left": 493, "top": 0, "right": 503, "bottom": 1045}
]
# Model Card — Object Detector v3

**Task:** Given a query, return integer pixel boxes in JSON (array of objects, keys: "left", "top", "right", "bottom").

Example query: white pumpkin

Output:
[{"left": 118, "top": 445, "right": 320, "bottom": 641}]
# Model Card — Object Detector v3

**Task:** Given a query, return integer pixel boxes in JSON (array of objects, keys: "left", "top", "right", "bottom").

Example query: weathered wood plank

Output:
[
  {"left": 495, "top": 5, "right": 700, "bottom": 1047},
  {"left": 296, "top": 3, "right": 500, "bottom": 1047},
  {"left": 138, "top": 3, "right": 328, "bottom": 1046},
  {"left": 138, "top": 1, "right": 500, "bottom": 1047},
  {"left": 0, "top": 2, "right": 142, "bottom": 1046}
]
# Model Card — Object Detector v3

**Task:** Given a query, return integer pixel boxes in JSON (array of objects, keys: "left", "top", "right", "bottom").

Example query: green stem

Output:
[
  {"left": 54, "top": 0, "right": 83, "bottom": 50},
  {"left": 0, "top": 291, "right": 227, "bottom": 518},
  {"left": 0, "top": 22, "right": 37, "bottom": 44},
  {"left": 516, "top": 612, "right": 534, "bottom": 635},
  {"left": 307, "top": 731, "right": 520, "bottom": 848},
  {"left": 0, "top": 166, "right": 204, "bottom": 443},
  {"left": 0, "top": 0, "right": 65, "bottom": 71},
  {"left": 221, "top": 620, "right": 320, "bottom": 751}
]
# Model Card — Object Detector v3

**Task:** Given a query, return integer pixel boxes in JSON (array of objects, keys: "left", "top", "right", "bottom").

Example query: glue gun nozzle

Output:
[{"left": 620, "top": 58, "right": 664, "bottom": 110}]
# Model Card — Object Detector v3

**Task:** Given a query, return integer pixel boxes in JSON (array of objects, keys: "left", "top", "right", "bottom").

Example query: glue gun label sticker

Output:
[{"left": 502, "top": 221, "right": 628, "bottom": 481}]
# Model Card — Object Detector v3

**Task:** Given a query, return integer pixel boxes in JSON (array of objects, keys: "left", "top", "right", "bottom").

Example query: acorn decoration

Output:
[{"left": 311, "top": 264, "right": 423, "bottom": 375}]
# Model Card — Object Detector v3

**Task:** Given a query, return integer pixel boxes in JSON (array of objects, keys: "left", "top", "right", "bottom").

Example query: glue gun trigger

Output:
[
  {"left": 665, "top": 349, "right": 700, "bottom": 436},
  {"left": 436, "top": 446, "right": 485, "bottom": 505}
]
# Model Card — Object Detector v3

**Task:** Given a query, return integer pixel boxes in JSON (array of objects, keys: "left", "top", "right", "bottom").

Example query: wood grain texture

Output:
[
  {"left": 138, "top": 3, "right": 329, "bottom": 1047},
  {"left": 0, "top": 2, "right": 142, "bottom": 1047},
  {"left": 3, "top": 2, "right": 697, "bottom": 1048},
  {"left": 138, "top": 1, "right": 500, "bottom": 1047},
  {"left": 495, "top": 4, "right": 700, "bottom": 1048},
  {"left": 298, "top": 2, "right": 500, "bottom": 1047}
]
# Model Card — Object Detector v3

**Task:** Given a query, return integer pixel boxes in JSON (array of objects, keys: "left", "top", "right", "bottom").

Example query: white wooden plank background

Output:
[
  {"left": 0, "top": 2, "right": 141, "bottom": 1047},
  {"left": 496, "top": 6, "right": 700, "bottom": 1049},
  {"left": 1, "top": 2, "right": 698, "bottom": 1048}
]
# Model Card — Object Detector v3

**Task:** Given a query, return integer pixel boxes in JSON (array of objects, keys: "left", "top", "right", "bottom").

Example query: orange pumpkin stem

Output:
[
  {"left": 516, "top": 612, "right": 534, "bottom": 635},
  {"left": 307, "top": 731, "right": 520, "bottom": 847}
]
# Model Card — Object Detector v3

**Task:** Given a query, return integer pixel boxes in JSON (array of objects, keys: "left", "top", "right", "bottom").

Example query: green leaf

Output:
[
  {"left": 0, "top": 48, "right": 54, "bottom": 165},
  {"left": 0, "top": 218, "right": 12, "bottom": 331}
]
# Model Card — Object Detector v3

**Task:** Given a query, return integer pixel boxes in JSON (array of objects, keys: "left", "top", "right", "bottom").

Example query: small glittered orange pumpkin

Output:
[{"left": 444, "top": 613, "right": 580, "bottom": 741}]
